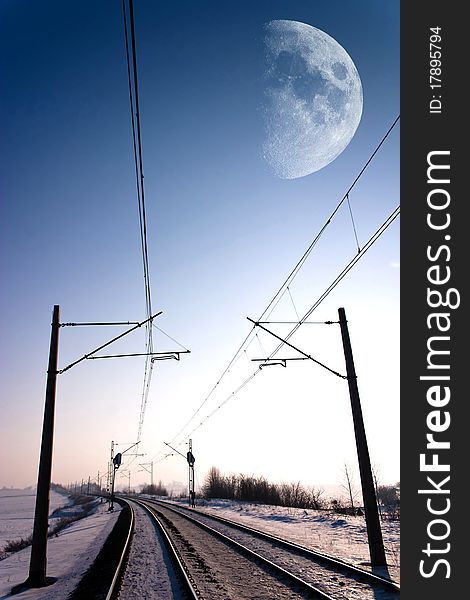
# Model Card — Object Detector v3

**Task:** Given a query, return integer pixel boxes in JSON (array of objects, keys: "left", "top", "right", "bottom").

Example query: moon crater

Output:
[{"left": 262, "top": 20, "right": 363, "bottom": 179}]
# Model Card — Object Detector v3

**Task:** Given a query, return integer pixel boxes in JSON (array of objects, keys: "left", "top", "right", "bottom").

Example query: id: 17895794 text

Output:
[{"left": 429, "top": 27, "right": 443, "bottom": 114}]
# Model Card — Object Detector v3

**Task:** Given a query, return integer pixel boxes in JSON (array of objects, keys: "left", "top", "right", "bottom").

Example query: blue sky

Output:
[{"left": 1, "top": 1, "right": 399, "bottom": 493}]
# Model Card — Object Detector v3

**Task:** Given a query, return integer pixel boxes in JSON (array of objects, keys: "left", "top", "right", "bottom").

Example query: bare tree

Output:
[
  {"left": 372, "top": 465, "right": 382, "bottom": 519},
  {"left": 342, "top": 464, "right": 359, "bottom": 514},
  {"left": 203, "top": 466, "right": 224, "bottom": 498},
  {"left": 141, "top": 481, "right": 168, "bottom": 496},
  {"left": 376, "top": 483, "right": 400, "bottom": 513},
  {"left": 309, "top": 486, "right": 325, "bottom": 509},
  {"left": 202, "top": 468, "right": 325, "bottom": 510}
]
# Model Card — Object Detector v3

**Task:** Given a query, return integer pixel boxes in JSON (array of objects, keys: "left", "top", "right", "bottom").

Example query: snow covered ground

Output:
[
  {"left": 0, "top": 491, "right": 399, "bottom": 599},
  {"left": 0, "top": 490, "right": 121, "bottom": 600},
  {"left": 168, "top": 497, "right": 400, "bottom": 584},
  {"left": 0, "top": 489, "right": 70, "bottom": 552},
  {"left": 117, "top": 501, "right": 182, "bottom": 600}
]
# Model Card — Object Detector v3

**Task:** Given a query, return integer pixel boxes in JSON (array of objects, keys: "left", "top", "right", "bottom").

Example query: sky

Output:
[{"left": 0, "top": 0, "right": 399, "bottom": 495}]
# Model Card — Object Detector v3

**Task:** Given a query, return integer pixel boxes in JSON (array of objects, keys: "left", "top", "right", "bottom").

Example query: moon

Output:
[{"left": 262, "top": 20, "right": 363, "bottom": 179}]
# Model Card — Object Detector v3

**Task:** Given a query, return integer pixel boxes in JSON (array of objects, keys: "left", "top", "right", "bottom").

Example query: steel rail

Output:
[
  {"left": 104, "top": 499, "right": 135, "bottom": 600},
  {"left": 129, "top": 499, "right": 199, "bottom": 599},
  {"left": 150, "top": 498, "right": 400, "bottom": 595},
  {"left": 138, "top": 498, "right": 335, "bottom": 599}
]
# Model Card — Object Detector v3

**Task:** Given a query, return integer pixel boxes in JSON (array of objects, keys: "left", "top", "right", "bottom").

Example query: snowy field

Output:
[
  {"left": 169, "top": 497, "right": 400, "bottom": 584},
  {"left": 0, "top": 491, "right": 400, "bottom": 599},
  {"left": 0, "top": 493, "right": 120, "bottom": 600},
  {"left": 0, "top": 489, "right": 70, "bottom": 552}
]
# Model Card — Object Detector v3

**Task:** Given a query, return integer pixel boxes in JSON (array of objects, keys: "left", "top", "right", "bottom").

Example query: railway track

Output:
[
  {"left": 72, "top": 497, "right": 198, "bottom": 599},
  {"left": 69, "top": 498, "right": 135, "bottom": 600},
  {"left": 139, "top": 498, "right": 400, "bottom": 600},
  {"left": 134, "top": 497, "right": 332, "bottom": 599},
  {"left": 118, "top": 498, "right": 198, "bottom": 599},
  {"left": 105, "top": 499, "right": 135, "bottom": 600}
]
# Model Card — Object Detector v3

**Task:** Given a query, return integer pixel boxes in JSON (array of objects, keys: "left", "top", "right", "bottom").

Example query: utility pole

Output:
[
  {"left": 187, "top": 440, "right": 195, "bottom": 508},
  {"left": 19, "top": 305, "right": 60, "bottom": 590},
  {"left": 109, "top": 452, "right": 122, "bottom": 511},
  {"left": 338, "top": 307, "right": 387, "bottom": 566},
  {"left": 107, "top": 440, "right": 114, "bottom": 504},
  {"left": 164, "top": 441, "right": 195, "bottom": 506},
  {"left": 248, "top": 308, "right": 388, "bottom": 568},
  {"left": 109, "top": 442, "right": 142, "bottom": 506},
  {"left": 15, "top": 308, "right": 167, "bottom": 592},
  {"left": 122, "top": 470, "right": 131, "bottom": 493},
  {"left": 140, "top": 461, "right": 154, "bottom": 489}
]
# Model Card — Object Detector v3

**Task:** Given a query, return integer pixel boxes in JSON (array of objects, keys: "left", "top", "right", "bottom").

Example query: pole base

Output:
[{"left": 11, "top": 576, "right": 57, "bottom": 594}]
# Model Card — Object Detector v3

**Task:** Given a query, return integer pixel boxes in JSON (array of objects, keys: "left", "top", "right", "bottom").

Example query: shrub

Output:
[
  {"left": 3, "top": 536, "right": 33, "bottom": 554},
  {"left": 141, "top": 481, "right": 168, "bottom": 496},
  {"left": 202, "top": 467, "right": 325, "bottom": 510}
]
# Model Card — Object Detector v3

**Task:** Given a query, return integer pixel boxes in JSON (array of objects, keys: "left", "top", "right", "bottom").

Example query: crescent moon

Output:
[{"left": 262, "top": 20, "right": 363, "bottom": 179}]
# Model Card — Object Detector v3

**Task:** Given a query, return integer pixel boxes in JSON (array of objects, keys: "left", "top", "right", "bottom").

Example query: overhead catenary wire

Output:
[
  {"left": 122, "top": 0, "right": 152, "bottom": 324},
  {"left": 262, "top": 114, "right": 400, "bottom": 320},
  {"left": 137, "top": 355, "right": 154, "bottom": 442},
  {"left": 158, "top": 115, "right": 400, "bottom": 453},
  {"left": 165, "top": 327, "right": 256, "bottom": 449},
  {"left": 150, "top": 206, "right": 399, "bottom": 462},
  {"left": 287, "top": 286, "right": 301, "bottom": 321},
  {"left": 175, "top": 204, "right": 399, "bottom": 444},
  {"left": 122, "top": 1, "right": 150, "bottom": 320},
  {"left": 122, "top": 0, "right": 155, "bottom": 444},
  {"left": 255, "top": 332, "right": 268, "bottom": 359},
  {"left": 153, "top": 323, "right": 190, "bottom": 352},
  {"left": 252, "top": 206, "right": 401, "bottom": 371},
  {"left": 346, "top": 193, "right": 361, "bottom": 253}
]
